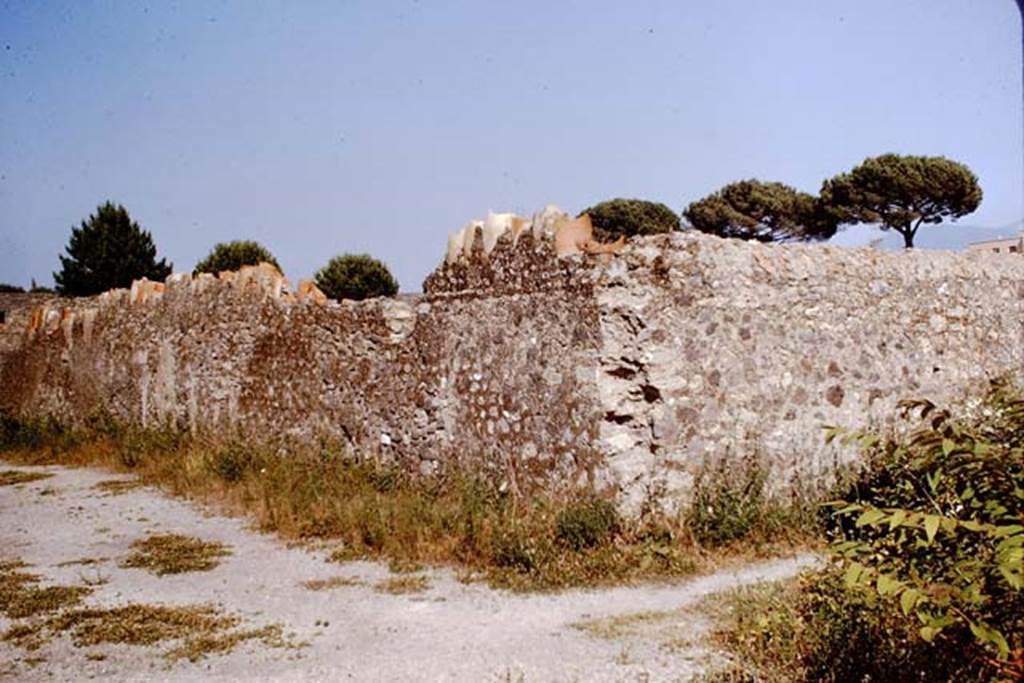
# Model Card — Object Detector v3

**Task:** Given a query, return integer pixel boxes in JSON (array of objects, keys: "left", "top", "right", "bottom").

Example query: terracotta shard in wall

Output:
[
  {"left": 129, "top": 278, "right": 165, "bottom": 305},
  {"left": 235, "top": 262, "right": 289, "bottom": 300},
  {"left": 297, "top": 279, "right": 328, "bottom": 305}
]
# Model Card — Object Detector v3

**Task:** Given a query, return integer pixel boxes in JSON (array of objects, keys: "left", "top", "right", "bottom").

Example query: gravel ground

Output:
[{"left": 0, "top": 462, "right": 818, "bottom": 682}]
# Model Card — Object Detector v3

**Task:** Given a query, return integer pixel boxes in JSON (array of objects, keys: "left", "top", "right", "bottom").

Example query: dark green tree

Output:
[
  {"left": 820, "top": 154, "right": 982, "bottom": 248},
  {"left": 578, "top": 198, "right": 680, "bottom": 241},
  {"left": 683, "top": 180, "right": 837, "bottom": 243},
  {"left": 314, "top": 254, "right": 399, "bottom": 301},
  {"left": 194, "top": 240, "right": 280, "bottom": 275},
  {"left": 54, "top": 202, "right": 172, "bottom": 296},
  {"left": 0, "top": 283, "right": 24, "bottom": 293}
]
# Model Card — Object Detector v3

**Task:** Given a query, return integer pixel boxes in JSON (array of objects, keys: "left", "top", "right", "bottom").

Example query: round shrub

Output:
[
  {"left": 314, "top": 254, "right": 399, "bottom": 301},
  {"left": 194, "top": 240, "right": 280, "bottom": 275},
  {"left": 578, "top": 198, "right": 681, "bottom": 241}
]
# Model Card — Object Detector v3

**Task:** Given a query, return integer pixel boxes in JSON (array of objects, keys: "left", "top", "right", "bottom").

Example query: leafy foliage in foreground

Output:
[
  {"left": 705, "top": 383, "right": 1023, "bottom": 681},
  {"left": 823, "top": 385, "right": 1023, "bottom": 677}
]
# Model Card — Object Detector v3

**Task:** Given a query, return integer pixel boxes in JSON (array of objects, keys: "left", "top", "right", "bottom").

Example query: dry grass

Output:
[
  {"left": 0, "top": 559, "right": 92, "bottom": 620},
  {"left": 572, "top": 609, "right": 677, "bottom": 640},
  {"left": 0, "top": 470, "right": 53, "bottom": 487},
  {"left": 0, "top": 555, "right": 299, "bottom": 664},
  {"left": 120, "top": 534, "right": 231, "bottom": 576},
  {"left": 7, "top": 602, "right": 296, "bottom": 662},
  {"left": 92, "top": 478, "right": 144, "bottom": 495},
  {"left": 695, "top": 579, "right": 806, "bottom": 683},
  {"left": 374, "top": 575, "right": 430, "bottom": 595},
  {"left": 300, "top": 575, "right": 364, "bottom": 591},
  {"left": 0, "top": 415, "right": 821, "bottom": 591}
]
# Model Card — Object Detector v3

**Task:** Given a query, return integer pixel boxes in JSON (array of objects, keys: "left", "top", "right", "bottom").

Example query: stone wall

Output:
[
  {"left": 2, "top": 223, "right": 1022, "bottom": 512},
  {"left": 0, "top": 293, "right": 65, "bottom": 355}
]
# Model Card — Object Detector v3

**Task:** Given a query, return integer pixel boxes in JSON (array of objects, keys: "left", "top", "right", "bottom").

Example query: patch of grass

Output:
[
  {"left": 15, "top": 603, "right": 295, "bottom": 662},
  {"left": 555, "top": 495, "right": 620, "bottom": 551},
  {"left": 0, "top": 470, "right": 53, "bottom": 487},
  {"left": 2, "top": 622, "right": 48, "bottom": 651},
  {"left": 698, "top": 578, "right": 806, "bottom": 682},
  {"left": 387, "top": 557, "right": 424, "bottom": 574},
  {"left": 92, "top": 479, "right": 144, "bottom": 495},
  {"left": 120, "top": 534, "right": 230, "bottom": 576},
  {"left": 573, "top": 609, "right": 676, "bottom": 640},
  {"left": 0, "top": 559, "right": 92, "bottom": 619},
  {"left": 374, "top": 575, "right": 430, "bottom": 595},
  {"left": 300, "top": 575, "right": 363, "bottom": 591},
  {"left": 166, "top": 623, "right": 290, "bottom": 662},
  {"left": 1, "top": 555, "right": 297, "bottom": 664},
  {"left": 686, "top": 455, "right": 820, "bottom": 549}
]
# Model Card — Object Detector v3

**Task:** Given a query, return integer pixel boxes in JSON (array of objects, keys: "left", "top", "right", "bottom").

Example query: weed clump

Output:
[
  {"left": 204, "top": 441, "right": 257, "bottom": 483},
  {"left": 555, "top": 496, "right": 620, "bottom": 550},
  {"left": 120, "top": 534, "right": 231, "bottom": 576}
]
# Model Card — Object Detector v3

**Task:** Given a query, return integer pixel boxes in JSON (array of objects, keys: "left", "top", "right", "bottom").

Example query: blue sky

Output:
[{"left": 1, "top": 1, "right": 1021, "bottom": 292}]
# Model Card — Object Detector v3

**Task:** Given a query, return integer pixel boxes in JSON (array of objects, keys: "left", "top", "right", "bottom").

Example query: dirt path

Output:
[{"left": 0, "top": 462, "right": 818, "bottom": 682}]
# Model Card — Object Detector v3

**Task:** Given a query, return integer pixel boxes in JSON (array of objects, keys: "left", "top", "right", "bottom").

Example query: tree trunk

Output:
[{"left": 900, "top": 229, "right": 915, "bottom": 249}]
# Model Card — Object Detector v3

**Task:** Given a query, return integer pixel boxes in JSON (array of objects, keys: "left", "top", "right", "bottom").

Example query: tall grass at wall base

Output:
[{"left": 0, "top": 412, "right": 819, "bottom": 591}]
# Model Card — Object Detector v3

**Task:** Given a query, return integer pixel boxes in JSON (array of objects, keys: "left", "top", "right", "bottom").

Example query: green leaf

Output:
[
  {"left": 843, "top": 562, "right": 864, "bottom": 589},
  {"left": 856, "top": 509, "right": 886, "bottom": 528},
  {"left": 876, "top": 574, "right": 901, "bottom": 596},
  {"left": 919, "top": 625, "right": 940, "bottom": 643},
  {"left": 900, "top": 588, "right": 919, "bottom": 616},
  {"left": 888, "top": 510, "right": 908, "bottom": 530},
  {"left": 942, "top": 438, "right": 956, "bottom": 456},
  {"left": 924, "top": 515, "right": 941, "bottom": 544}
]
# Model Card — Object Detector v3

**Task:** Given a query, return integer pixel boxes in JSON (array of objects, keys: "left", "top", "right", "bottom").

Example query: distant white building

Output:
[{"left": 966, "top": 233, "right": 1023, "bottom": 255}]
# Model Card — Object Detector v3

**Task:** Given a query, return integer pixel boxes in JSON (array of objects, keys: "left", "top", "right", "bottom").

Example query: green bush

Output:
[
  {"left": 555, "top": 496, "right": 620, "bottom": 550},
  {"left": 0, "top": 283, "right": 24, "bottom": 293},
  {"left": 0, "top": 413, "right": 68, "bottom": 452},
  {"left": 314, "top": 254, "right": 399, "bottom": 301},
  {"left": 704, "top": 570, "right": 981, "bottom": 682},
  {"left": 193, "top": 240, "right": 280, "bottom": 275},
  {"left": 822, "top": 382, "right": 1024, "bottom": 678},
  {"left": 579, "top": 198, "right": 680, "bottom": 241}
]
